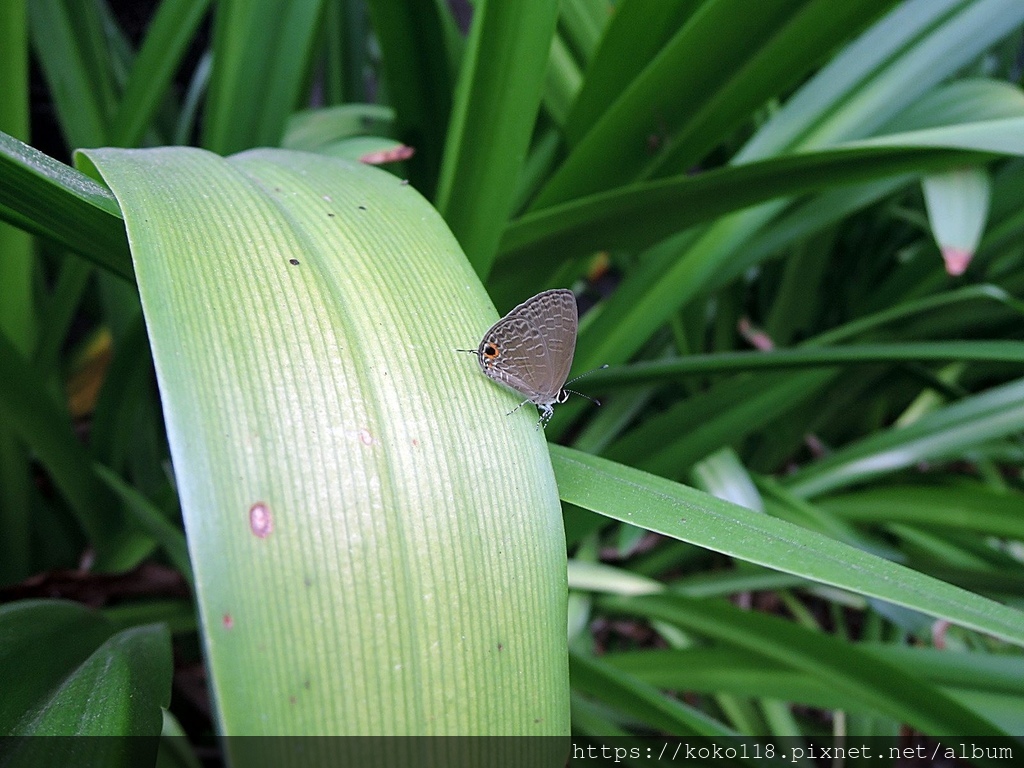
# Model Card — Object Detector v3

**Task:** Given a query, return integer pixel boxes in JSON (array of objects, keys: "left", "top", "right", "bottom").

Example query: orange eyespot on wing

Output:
[{"left": 483, "top": 343, "right": 500, "bottom": 359}]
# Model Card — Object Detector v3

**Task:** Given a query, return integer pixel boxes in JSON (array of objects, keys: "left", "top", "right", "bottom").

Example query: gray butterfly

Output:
[{"left": 459, "top": 289, "right": 604, "bottom": 427}]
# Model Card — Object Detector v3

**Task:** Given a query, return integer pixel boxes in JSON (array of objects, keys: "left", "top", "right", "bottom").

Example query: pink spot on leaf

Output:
[
  {"left": 249, "top": 502, "right": 273, "bottom": 538},
  {"left": 360, "top": 145, "right": 415, "bottom": 165}
]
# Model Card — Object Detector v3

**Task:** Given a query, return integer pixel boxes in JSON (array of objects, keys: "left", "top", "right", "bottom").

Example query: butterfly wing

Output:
[
  {"left": 476, "top": 289, "right": 578, "bottom": 407},
  {"left": 478, "top": 315, "right": 547, "bottom": 402},
  {"left": 522, "top": 289, "right": 577, "bottom": 397}
]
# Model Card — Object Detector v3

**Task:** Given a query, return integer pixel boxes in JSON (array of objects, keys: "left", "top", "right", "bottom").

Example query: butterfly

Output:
[{"left": 458, "top": 289, "right": 605, "bottom": 427}]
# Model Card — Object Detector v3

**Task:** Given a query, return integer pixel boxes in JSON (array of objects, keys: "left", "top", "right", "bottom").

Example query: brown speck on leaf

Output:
[
  {"left": 411, "top": 439, "right": 419, "bottom": 447},
  {"left": 288, "top": 258, "right": 300, "bottom": 266},
  {"left": 223, "top": 613, "right": 234, "bottom": 629},
  {"left": 289, "top": 695, "right": 297, "bottom": 705},
  {"left": 497, "top": 643, "right": 503, "bottom": 651},
  {"left": 304, "top": 680, "right": 311, "bottom": 690},
  {"left": 359, "top": 429, "right": 374, "bottom": 446},
  {"left": 249, "top": 502, "right": 273, "bottom": 538},
  {"left": 358, "top": 205, "right": 367, "bottom": 210}
]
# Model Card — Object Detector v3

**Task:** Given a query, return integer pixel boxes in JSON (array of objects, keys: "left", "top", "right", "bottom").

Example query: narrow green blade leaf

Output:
[
  {"left": 15, "top": 624, "right": 171, "bottom": 738},
  {"left": 785, "top": 376, "right": 1024, "bottom": 498},
  {"left": 569, "top": 650, "right": 735, "bottom": 738},
  {"left": 0, "top": 328, "right": 130, "bottom": 562},
  {"left": 436, "top": 0, "right": 560, "bottom": 275},
  {"left": 0, "top": 600, "right": 115, "bottom": 736},
  {"left": 551, "top": 445, "right": 1024, "bottom": 647},
  {"left": 202, "top": 0, "right": 325, "bottom": 154},
  {"left": 365, "top": 0, "right": 453, "bottom": 192},
  {"left": 0, "top": 131, "right": 131, "bottom": 278},
  {"left": 563, "top": 0, "right": 700, "bottom": 146},
  {"left": 28, "top": 0, "right": 116, "bottom": 148},
  {"left": 599, "top": 593, "right": 1011, "bottom": 739},
  {"left": 821, "top": 483, "right": 1024, "bottom": 541},
  {"left": 109, "top": 0, "right": 211, "bottom": 148}
]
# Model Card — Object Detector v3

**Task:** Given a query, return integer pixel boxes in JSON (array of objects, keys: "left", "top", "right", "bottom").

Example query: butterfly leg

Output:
[
  {"left": 536, "top": 404, "right": 555, "bottom": 429},
  {"left": 506, "top": 398, "right": 532, "bottom": 417}
]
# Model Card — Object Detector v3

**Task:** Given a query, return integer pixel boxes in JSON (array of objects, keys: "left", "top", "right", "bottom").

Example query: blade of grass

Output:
[{"left": 365, "top": 0, "right": 453, "bottom": 194}]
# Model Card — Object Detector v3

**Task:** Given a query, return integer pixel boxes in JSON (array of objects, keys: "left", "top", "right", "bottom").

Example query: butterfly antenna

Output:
[
  {"left": 454, "top": 348, "right": 478, "bottom": 354},
  {"left": 564, "top": 389, "right": 601, "bottom": 407},
  {"left": 565, "top": 363, "right": 609, "bottom": 386}
]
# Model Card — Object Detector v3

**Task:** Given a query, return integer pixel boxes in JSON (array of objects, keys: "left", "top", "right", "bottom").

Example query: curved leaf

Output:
[{"left": 81, "top": 146, "right": 570, "bottom": 736}]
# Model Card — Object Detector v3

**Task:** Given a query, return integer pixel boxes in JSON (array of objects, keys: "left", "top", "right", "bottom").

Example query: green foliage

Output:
[{"left": 3, "top": 0, "right": 1024, "bottom": 759}]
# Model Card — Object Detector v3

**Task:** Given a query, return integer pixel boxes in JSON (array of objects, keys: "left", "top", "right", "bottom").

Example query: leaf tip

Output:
[{"left": 942, "top": 246, "right": 972, "bottom": 276}]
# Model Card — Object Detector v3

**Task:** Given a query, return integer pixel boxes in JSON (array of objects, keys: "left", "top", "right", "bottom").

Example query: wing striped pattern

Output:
[{"left": 475, "top": 289, "right": 578, "bottom": 408}]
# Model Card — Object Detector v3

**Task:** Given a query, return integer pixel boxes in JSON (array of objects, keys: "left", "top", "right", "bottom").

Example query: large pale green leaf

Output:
[{"left": 80, "top": 146, "right": 569, "bottom": 739}]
